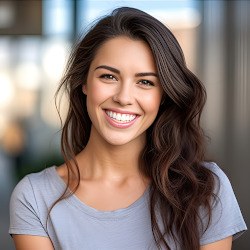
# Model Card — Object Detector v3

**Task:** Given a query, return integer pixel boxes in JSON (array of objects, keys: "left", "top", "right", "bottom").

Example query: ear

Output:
[{"left": 82, "top": 84, "right": 87, "bottom": 95}]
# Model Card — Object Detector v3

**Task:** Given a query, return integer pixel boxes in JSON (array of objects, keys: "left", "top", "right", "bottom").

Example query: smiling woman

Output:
[
  {"left": 9, "top": 7, "right": 247, "bottom": 250},
  {"left": 83, "top": 36, "right": 163, "bottom": 146}
]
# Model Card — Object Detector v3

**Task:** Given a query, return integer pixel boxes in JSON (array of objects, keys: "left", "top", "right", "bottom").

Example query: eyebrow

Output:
[{"left": 95, "top": 65, "right": 158, "bottom": 77}]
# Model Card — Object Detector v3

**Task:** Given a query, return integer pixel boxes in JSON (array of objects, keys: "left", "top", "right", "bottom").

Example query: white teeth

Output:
[
  {"left": 106, "top": 111, "right": 136, "bottom": 123},
  {"left": 116, "top": 113, "right": 121, "bottom": 120},
  {"left": 121, "top": 114, "right": 126, "bottom": 121}
]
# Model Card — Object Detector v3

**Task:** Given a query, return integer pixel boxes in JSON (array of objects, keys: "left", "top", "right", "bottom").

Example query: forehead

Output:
[{"left": 90, "top": 36, "right": 157, "bottom": 71}]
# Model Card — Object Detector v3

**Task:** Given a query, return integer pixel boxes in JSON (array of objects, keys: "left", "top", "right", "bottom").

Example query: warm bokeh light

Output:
[
  {"left": 151, "top": 8, "right": 201, "bottom": 30},
  {"left": 0, "top": 70, "right": 14, "bottom": 109},
  {"left": 42, "top": 39, "right": 69, "bottom": 82},
  {"left": 15, "top": 62, "right": 41, "bottom": 91}
]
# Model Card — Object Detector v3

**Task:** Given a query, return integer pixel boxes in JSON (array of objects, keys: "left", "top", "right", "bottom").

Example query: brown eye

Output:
[
  {"left": 99, "top": 74, "right": 117, "bottom": 81},
  {"left": 138, "top": 79, "right": 154, "bottom": 87}
]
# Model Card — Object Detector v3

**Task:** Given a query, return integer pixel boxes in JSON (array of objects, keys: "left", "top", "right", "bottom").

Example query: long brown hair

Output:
[{"left": 55, "top": 7, "right": 216, "bottom": 250}]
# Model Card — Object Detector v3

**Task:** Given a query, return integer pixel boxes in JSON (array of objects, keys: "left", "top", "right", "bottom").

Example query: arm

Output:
[
  {"left": 10, "top": 176, "right": 54, "bottom": 250},
  {"left": 13, "top": 235, "right": 54, "bottom": 250},
  {"left": 200, "top": 236, "right": 232, "bottom": 250}
]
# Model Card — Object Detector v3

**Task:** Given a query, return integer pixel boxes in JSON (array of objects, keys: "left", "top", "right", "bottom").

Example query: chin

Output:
[
  {"left": 105, "top": 138, "right": 133, "bottom": 146},
  {"left": 103, "top": 133, "right": 145, "bottom": 148}
]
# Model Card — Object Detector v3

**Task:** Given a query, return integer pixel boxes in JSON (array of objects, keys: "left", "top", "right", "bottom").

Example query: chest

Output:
[{"left": 47, "top": 199, "right": 158, "bottom": 250}]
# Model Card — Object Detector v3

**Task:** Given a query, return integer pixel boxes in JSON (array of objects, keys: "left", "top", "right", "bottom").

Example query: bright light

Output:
[
  {"left": 40, "top": 87, "right": 68, "bottom": 127},
  {"left": 41, "top": 39, "right": 70, "bottom": 127},
  {"left": 15, "top": 62, "right": 41, "bottom": 91},
  {"left": 0, "top": 71, "right": 14, "bottom": 109},
  {"left": 42, "top": 40, "right": 69, "bottom": 82},
  {"left": 152, "top": 8, "right": 201, "bottom": 30},
  {"left": 0, "top": 38, "right": 11, "bottom": 67}
]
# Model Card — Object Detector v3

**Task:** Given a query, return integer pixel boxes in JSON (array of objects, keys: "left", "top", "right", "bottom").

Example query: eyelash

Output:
[
  {"left": 138, "top": 79, "right": 154, "bottom": 87},
  {"left": 99, "top": 74, "right": 117, "bottom": 81},
  {"left": 99, "top": 74, "right": 155, "bottom": 87}
]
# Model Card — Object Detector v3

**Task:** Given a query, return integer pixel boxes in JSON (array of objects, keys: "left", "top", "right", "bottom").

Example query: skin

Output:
[{"left": 13, "top": 36, "right": 233, "bottom": 250}]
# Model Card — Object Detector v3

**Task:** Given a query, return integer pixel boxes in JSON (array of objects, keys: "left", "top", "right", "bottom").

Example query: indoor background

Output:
[{"left": 0, "top": 0, "right": 249, "bottom": 249}]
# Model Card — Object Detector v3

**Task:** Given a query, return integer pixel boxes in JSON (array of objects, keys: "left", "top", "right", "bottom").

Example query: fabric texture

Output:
[{"left": 9, "top": 162, "right": 247, "bottom": 249}]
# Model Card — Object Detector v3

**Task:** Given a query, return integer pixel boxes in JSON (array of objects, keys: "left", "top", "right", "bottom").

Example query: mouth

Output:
[{"left": 105, "top": 110, "right": 137, "bottom": 123}]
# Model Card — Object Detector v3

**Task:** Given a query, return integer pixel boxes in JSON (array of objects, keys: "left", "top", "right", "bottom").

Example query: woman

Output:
[{"left": 9, "top": 7, "right": 246, "bottom": 250}]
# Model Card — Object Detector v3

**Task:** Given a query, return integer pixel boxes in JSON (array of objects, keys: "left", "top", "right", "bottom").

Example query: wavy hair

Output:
[{"left": 55, "top": 7, "right": 215, "bottom": 250}]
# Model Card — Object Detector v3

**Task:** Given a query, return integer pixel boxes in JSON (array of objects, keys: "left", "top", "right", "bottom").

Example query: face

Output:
[{"left": 83, "top": 36, "right": 163, "bottom": 147}]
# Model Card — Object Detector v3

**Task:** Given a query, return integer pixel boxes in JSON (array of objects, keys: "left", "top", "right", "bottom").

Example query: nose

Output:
[{"left": 112, "top": 82, "right": 134, "bottom": 106}]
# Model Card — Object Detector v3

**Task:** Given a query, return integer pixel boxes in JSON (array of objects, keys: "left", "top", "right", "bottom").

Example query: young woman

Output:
[{"left": 9, "top": 7, "right": 246, "bottom": 250}]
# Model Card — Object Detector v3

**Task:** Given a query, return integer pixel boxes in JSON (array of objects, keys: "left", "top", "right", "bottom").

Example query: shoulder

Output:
[
  {"left": 9, "top": 166, "right": 65, "bottom": 236},
  {"left": 9, "top": 167, "right": 56, "bottom": 237},
  {"left": 201, "top": 161, "right": 240, "bottom": 210},
  {"left": 10, "top": 166, "right": 63, "bottom": 209},
  {"left": 199, "top": 162, "right": 247, "bottom": 245},
  {"left": 202, "top": 161, "right": 228, "bottom": 179},
  {"left": 12, "top": 166, "right": 55, "bottom": 192},
  {"left": 202, "top": 162, "right": 230, "bottom": 189},
  {"left": 202, "top": 161, "right": 240, "bottom": 201}
]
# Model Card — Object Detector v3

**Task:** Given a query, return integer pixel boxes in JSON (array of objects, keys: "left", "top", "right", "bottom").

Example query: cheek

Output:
[
  {"left": 86, "top": 81, "right": 113, "bottom": 110},
  {"left": 141, "top": 92, "right": 162, "bottom": 116}
]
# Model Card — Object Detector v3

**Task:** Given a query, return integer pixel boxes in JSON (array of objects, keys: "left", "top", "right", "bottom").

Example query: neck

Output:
[{"left": 76, "top": 127, "right": 146, "bottom": 180}]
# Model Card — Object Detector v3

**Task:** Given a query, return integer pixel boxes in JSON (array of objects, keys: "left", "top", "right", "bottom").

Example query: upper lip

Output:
[{"left": 104, "top": 108, "right": 140, "bottom": 116}]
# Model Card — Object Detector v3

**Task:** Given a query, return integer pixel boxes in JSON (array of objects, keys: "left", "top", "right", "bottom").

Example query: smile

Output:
[{"left": 105, "top": 110, "right": 137, "bottom": 123}]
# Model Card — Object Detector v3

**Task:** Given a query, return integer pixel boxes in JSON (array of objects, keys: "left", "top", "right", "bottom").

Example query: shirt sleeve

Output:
[
  {"left": 9, "top": 175, "right": 48, "bottom": 237},
  {"left": 200, "top": 162, "right": 247, "bottom": 245}
]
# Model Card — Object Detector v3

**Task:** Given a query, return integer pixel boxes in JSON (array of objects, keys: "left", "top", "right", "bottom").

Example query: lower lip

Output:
[{"left": 104, "top": 112, "right": 139, "bottom": 129}]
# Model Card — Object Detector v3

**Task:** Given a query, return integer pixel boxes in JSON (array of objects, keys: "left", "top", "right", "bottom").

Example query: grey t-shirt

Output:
[{"left": 9, "top": 162, "right": 247, "bottom": 249}]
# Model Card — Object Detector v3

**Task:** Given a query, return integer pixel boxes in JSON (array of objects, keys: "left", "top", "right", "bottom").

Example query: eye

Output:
[
  {"left": 99, "top": 74, "right": 117, "bottom": 81},
  {"left": 138, "top": 79, "right": 154, "bottom": 87}
]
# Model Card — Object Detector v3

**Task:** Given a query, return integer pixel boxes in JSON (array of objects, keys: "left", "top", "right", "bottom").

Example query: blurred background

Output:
[{"left": 0, "top": 0, "right": 249, "bottom": 249}]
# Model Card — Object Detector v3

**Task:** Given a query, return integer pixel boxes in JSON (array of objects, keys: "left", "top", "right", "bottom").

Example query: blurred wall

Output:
[{"left": 200, "top": 1, "right": 250, "bottom": 249}]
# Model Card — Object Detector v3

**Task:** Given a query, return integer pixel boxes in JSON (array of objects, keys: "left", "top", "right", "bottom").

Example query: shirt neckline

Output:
[{"left": 46, "top": 166, "right": 150, "bottom": 220}]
